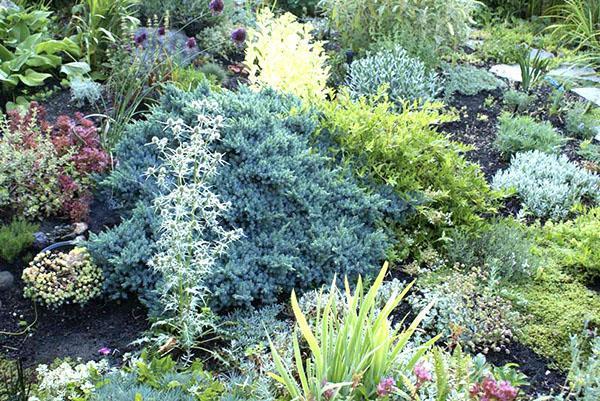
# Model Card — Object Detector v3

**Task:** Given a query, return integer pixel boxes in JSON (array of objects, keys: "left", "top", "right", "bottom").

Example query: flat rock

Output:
[
  {"left": 0, "top": 271, "right": 14, "bottom": 290},
  {"left": 529, "top": 48, "right": 554, "bottom": 60},
  {"left": 548, "top": 65, "right": 600, "bottom": 83},
  {"left": 572, "top": 87, "right": 600, "bottom": 107},
  {"left": 490, "top": 64, "right": 522, "bottom": 82}
]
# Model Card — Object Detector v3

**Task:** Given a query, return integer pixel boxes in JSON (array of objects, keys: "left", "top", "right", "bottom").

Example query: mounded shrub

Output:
[
  {"left": 494, "top": 113, "right": 565, "bottom": 159},
  {"left": 492, "top": 150, "right": 599, "bottom": 220},
  {"left": 346, "top": 45, "right": 440, "bottom": 109},
  {"left": 90, "top": 85, "right": 407, "bottom": 310}
]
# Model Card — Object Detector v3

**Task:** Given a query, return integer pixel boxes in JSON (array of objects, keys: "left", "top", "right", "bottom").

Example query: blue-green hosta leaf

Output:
[
  {"left": 7, "top": 52, "right": 30, "bottom": 71},
  {"left": 60, "top": 61, "right": 91, "bottom": 77},
  {"left": 0, "top": 44, "right": 13, "bottom": 62},
  {"left": 26, "top": 54, "right": 61, "bottom": 68},
  {"left": 15, "top": 69, "right": 52, "bottom": 86}
]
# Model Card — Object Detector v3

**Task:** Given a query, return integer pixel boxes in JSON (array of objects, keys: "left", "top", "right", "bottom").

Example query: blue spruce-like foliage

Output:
[{"left": 89, "top": 84, "right": 412, "bottom": 310}]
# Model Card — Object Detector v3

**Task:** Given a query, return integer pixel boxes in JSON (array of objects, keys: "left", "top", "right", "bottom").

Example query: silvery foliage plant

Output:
[
  {"left": 346, "top": 45, "right": 441, "bottom": 109},
  {"left": 69, "top": 76, "right": 102, "bottom": 107},
  {"left": 146, "top": 100, "right": 243, "bottom": 353},
  {"left": 493, "top": 150, "right": 600, "bottom": 220}
]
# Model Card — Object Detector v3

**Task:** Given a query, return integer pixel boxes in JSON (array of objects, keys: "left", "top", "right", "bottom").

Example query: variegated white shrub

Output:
[{"left": 492, "top": 150, "right": 600, "bottom": 220}]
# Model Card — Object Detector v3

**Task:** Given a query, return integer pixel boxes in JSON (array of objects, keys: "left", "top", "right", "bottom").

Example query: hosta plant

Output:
[{"left": 269, "top": 262, "right": 438, "bottom": 401}]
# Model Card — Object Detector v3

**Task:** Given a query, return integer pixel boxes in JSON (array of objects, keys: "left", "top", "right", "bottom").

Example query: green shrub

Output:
[
  {"left": 578, "top": 140, "right": 600, "bottom": 164},
  {"left": 565, "top": 102, "right": 600, "bottom": 139},
  {"left": 493, "top": 113, "right": 565, "bottom": 159},
  {"left": 90, "top": 85, "right": 401, "bottom": 310},
  {"left": 443, "top": 64, "right": 505, "bottom": 99},
  {"left": 0, "top": 218, "right": 38, "bottom": 263},
  {"left": 539, "top": 208, "right": 600, "bottom": 281},
  {"left": 319, "top": 0, "right": 479, "bottom": 54},
  {"left": 271, "top": 0, "right": 318, "bottom": 15},
  {"left": 22, "top": 247, "right": 103, "bottom": 308},
  {"left": 319, "top": 90, "right": 495, "bottom": 254},
  {"left": 446, "top": 219, "right": 539, "bottom": 282},
  {"left": 346, "top": 45, "right": 441, "bottom": 109},
  {"left": 503, "top": 89, "right": 535, "bottom": 113},
  {"left": 492, "top": 150, "right": 599, "bottom": 220}
]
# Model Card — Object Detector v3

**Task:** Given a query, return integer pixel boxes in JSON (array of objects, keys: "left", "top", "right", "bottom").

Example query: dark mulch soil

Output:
[{"left": 487, "top": 342, "right": 567, "bottom": 398}]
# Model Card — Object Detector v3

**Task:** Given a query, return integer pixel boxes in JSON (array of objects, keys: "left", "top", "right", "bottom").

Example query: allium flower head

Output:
[
  {"left": 186, "top": 37, "right": 197, "bottom": 50},
  {"left": 231, "top": 27, "right": 246, "bottom": 45},
  {"left": 134, "top": 32, "right": 147, "bottom": 46},
  {"left": 158, "top": 26, "right": 166, "bottom": 36},
  {"left": 376, "top": 377, "right": 396, "bottom": 397},
  {"left": 209, "top": 0, "right": 224, "bottom": 15}
]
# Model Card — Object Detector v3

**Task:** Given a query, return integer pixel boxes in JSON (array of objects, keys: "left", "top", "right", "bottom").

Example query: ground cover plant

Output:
[{"left": 1, "top": 0, "right": 600, "bottom": 400}]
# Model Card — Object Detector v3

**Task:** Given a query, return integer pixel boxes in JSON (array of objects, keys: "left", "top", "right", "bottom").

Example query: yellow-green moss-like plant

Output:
[
  {"left": 22, "top": 247, "right": 103, "bottom": 308},
  {"left": 244, "top": 8, "right": 330, "bottom": 102}
]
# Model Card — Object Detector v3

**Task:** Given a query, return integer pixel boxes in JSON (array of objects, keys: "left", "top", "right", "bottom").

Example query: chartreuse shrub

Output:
[
  {"left": 346, "top": 45, "right": 440, "bottom": 109},
  {"left": 538, "top": 208, "right": 600, "bottom": 281},
  {"left": 319, "top": 90, "right": 495, "bottom": 255},
  {"left": 493, "top": 151, "right": 600, "bottom": 220},
  {"left": 244, "top": 8, "right": 330, "bottom": 102},
  {"left": 0, "top": 218, "right": 38, "bottom": 263},
  {"left": 22, "top": 247, "right": 103, "bottom": 308},
  {"left": 494, "top": 113, "right": 565, "bottom": 159},
  {"left": 319, "top": 0, "right": 479, "bottom": 54},
  {"left": 269, "top": 262, "right": 439, "bottom": 401},
  {"left": 89, "top": 85, "right": 400, "bottom": 311}
]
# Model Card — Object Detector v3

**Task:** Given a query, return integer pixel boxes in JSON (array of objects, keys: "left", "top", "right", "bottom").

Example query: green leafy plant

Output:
[
  {"left": 578, "top": 140, "right": 600, "bottom": 164},
  {"left": 0, "top": 218, "right": 38, "bottom": 263},
  {"left": 0, "top": 6, "right": 80, "bottom": 92},
  {"left": 69, "top": 0, "right": 139, "bottom": 69},
  {"left": 548, "top": 0, "right": 600, "bottom": 67},
  {"left": 0, "top": 359, "right": 32, "bottom": 401},
  {"left": 443, "top": 63, "right": 505, "bottom": 100},
  {"left": 517, "top": 46, "right": 551, "bottom": 93},
  {"left": 565, "top": 102, "right": 600, "bottom": 139},
  {"left": 319, "top": 0, "right": 479, "bottom": 54},
  {"left": 503, "top": 89, "right": 536, "bottom": 113},
  {"left": 494, "top": 113, "right": 565, "bottom": 158},
  {"left": 269, "top": 262, "right": 438, "bottom": 401}
]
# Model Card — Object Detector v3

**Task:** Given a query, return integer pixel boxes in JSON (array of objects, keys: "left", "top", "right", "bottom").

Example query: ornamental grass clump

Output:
[
  {"left": 22, "top": 247, "right": 103, "bottom": 308},
  {"left": 269, "top": 262, "right": 438, "bottom": 401}
]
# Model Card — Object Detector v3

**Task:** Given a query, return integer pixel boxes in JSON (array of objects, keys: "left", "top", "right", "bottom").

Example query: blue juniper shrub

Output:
[{"left": 89, "top": 84, "right": 410, "bottom": 310}]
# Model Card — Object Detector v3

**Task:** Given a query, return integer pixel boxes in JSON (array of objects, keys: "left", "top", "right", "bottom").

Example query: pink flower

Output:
[
  {"left": 414, "top": 362, "right": 432, "bottom": 388},
  {"left": 186, "top": 37, "right": 197, "bottom": 50},
  {"left": 98, "top": 347, "right": 111, "bottom": 356},
  {"left": 376, "top": 377, "right": 396, "bottom": 397},
  {"left": 321, "top": 379, "right": 335, "bottom": 400}
]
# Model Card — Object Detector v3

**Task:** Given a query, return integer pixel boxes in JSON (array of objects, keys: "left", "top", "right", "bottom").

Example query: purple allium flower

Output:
[
  {"left": 231, "top": 27, "right": 247, "bottom": 45},
  {"left": 98, "top": 347, "right": 111, "bottom": 356},
  {"left": 376, "top": 377, "right": 396, "bottom": 397},
  {"left": 414, "top": 362, "right": 432, "bottom": 387},
  {"left": 497, "top": 381, "right": 518, "bottom": 401},
  {"left": 186, "top": 37, "right": 197, "bottom": 49},
  {"left": 158, "top": 26, "right": 166, "bottom": 36},
  {"left": 209, "top": 0, "right": 224, "bottom": 15},
  {"left": 134, "top": 32, "right": 147, "bottom": 46}
]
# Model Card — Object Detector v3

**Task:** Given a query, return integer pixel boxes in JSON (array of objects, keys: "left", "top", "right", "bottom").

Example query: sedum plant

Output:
[
  {"left": 146, "top": 100, "right": 243, "bottom": 353},
  {"left": 269, "top": 262, "right": 438, "bottom": 401},
  {"left": 493, "top": 150, "right": 600, "bottom": 220},
  {"left": 244, "top": 8, "right": 330, "bottom": 102},
  {"left": 31, "top": 359, "right": 109, "bottom": 401},
  {"left": 494, "top": 113, "right": 565, "bottom": 159},
  {"left": 0, "top": 217, "right": 38, "bottom": 263},
  {"left": 22, "top": 247, "right": 103, "bottom": 308},
  {"left": 346, "top": 45, "right": 440, "bottom": 109}
]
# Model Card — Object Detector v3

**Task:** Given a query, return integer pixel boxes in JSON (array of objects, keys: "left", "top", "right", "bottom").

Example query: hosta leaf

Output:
[{"left": 16, "top": 69, "right": 52, "bottom": 86}]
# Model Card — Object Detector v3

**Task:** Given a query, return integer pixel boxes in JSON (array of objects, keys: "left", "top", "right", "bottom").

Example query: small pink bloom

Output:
[
  {"left": 98, "top": 347, "right": 111, "bottom": 356},
  {"left": 376, "top": 377, "right": 396, "bottom": 397},
  {"left": 414, "top": 362, "right": 432, "bottom": 388}
]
